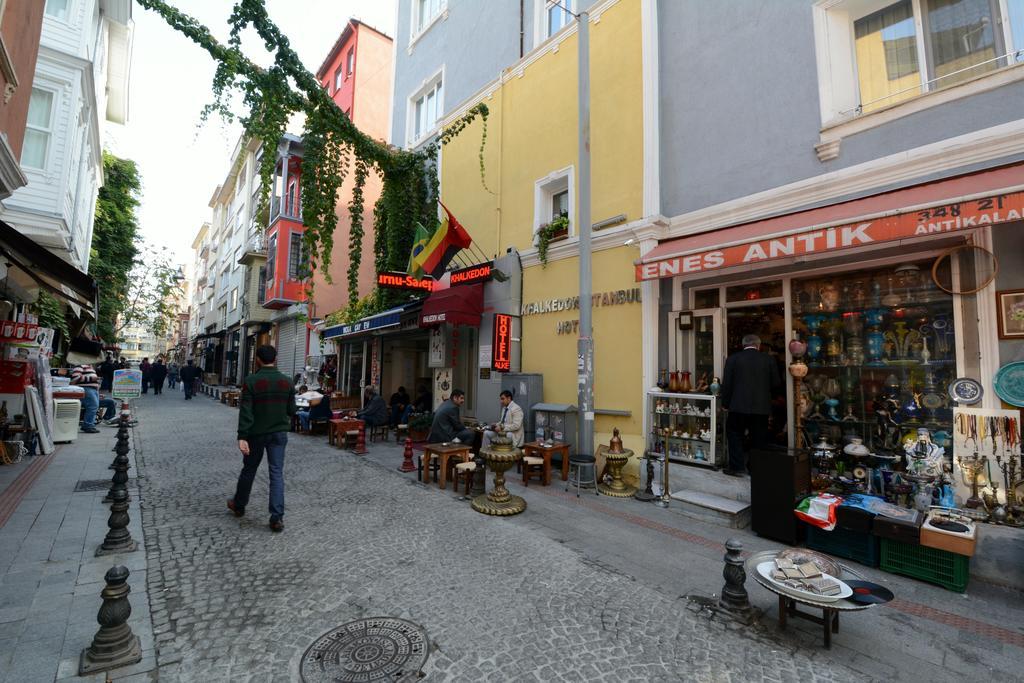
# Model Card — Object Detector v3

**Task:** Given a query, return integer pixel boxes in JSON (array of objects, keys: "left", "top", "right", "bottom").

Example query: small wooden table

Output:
[
  {"left": 422, "top": 442, "right": 472, "bottom": 489},
  {"left": 746, "top": 550, "right": 874, "bottom": 649},
  {"left": 523, "top": 441, "right": 571, "bottom": 482},
  {"left": 330, "top": 417, "right": 366, "bottom": 453}
]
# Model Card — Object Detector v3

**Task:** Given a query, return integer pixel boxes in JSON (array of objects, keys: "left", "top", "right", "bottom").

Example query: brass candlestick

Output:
[{"left": 958, "top": 453, "right": 987, "bottom": 510}]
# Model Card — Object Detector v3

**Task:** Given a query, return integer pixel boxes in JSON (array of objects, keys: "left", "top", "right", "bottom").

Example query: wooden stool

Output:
[
  {"left": 522, "top": 455, "right": 546, "bottom": 486},
  {"left": 418, "top": 452, "right": 440, "bottom": 482},
  {"left": 369, "top": 424, "right": 389, "bottom": 442},
  {"left": 452, "top": 460, "right": 476, "bottom": 495},
  {"left": 343, "top": 430, "right": 360, "bottom": 450},
  {"left": 394, "top": 424, "right": 409, "bottom": 443}
]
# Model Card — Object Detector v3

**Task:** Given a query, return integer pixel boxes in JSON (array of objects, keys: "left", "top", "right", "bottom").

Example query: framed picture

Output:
[
  {"left": 996, "top": 289, "right": 1024, "bottom": 339},
  {"left": 677, "top": 310, "right": 694, "bottom": 331}
]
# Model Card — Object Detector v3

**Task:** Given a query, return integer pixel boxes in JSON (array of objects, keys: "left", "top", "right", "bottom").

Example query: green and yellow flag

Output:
[{"left": 406, "top": 222, "right": 431, "bottom": 277}]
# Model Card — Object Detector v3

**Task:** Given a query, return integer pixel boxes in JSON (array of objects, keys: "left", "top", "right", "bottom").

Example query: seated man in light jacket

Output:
[{"left": 483, "top": 390, "right": 524, "bottom": 448}]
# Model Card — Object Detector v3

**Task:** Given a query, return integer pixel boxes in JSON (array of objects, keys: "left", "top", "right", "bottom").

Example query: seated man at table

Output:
[
  {"left": 355, "top": 387, "right": 390, "bottom": 427},
  {"left": 427, "top": 389, "right": 476, "bottom": 444},
  {"left": 295, "top": 386, "right": 329, "bottom": 432},
  {"left": 483, "top": 390, "right": 525, "bottom": 448},
  {"left": 389, "top": 385, "right": 411, "bottom": 426}
]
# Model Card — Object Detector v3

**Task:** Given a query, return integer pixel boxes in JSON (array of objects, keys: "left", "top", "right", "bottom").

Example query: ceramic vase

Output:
[{"left": 680, "top": 371, "right": 692, "bottom": 393}]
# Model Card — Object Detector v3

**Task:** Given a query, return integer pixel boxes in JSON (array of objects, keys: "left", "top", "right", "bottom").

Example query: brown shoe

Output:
[
  {"left": 269, "top": 519, "right": 284, "bottom": 532},
  {"left": 227, "top": 499, "right": 244, "bottom": 517}
]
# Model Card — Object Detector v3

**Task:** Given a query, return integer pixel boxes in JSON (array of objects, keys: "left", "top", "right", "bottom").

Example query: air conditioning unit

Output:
[{"left": 53, "top": 399, "right": 81, "bottom": 443}]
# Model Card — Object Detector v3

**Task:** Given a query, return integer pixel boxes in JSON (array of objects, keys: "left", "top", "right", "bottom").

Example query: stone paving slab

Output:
[{"left": 0, "top": 416, "right": 154, "bottom": 682}]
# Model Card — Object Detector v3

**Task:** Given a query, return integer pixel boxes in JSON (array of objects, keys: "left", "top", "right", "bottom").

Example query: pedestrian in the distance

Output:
[
  {"left": 150, "top": 358, "right": 167, "bottom": 395},
  {"left": 180, "top": 360, "right": 199, "bottom": 400},
  {"left": 228, "top": 345, "right": 296, "bottom": 532},
  {"left": 167, "top": 362, "right": 179, "bottom": 390},
  {"left": 140, "top": 357, "right": 151, "bottom": 394},
  {"left": 719, "top": 333, "right": 782, "bottom": 477},
  {"left": 98, "top": 353, "right": 115, "bottom": 392}
]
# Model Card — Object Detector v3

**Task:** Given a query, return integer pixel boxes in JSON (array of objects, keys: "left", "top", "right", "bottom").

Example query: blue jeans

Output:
[
  {"left": 81, "top": 387, "right": 99, "bottom": 429},
  {"left": 233, "top": 431, "right": 287, "bottom": 521},
  {"left": 296, "top": 409, "right": 311, "bottom": 432},
  {"left": 184, "top": 380, "right": 194, "bottom": 399},
  {"left": 98, "top": 397, "right": 117, "bottom": 422}
]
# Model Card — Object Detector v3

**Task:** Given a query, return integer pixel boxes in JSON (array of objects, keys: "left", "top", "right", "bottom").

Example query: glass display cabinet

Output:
[{"left": 646, "top": 391, "right": 721, "bottom": 468}]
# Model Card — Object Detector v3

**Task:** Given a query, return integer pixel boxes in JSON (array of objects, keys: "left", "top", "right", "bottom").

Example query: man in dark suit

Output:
[
  {"left": 719, "top": 334, "right": 781, "bottom": 476},
  {"left": 428, "top": 389, "right": 475, "bottom": 444}
]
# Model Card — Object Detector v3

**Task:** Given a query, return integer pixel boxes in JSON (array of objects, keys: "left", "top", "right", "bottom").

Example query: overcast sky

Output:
[{"left": 105, "top": 0, "right": 397, "bottom": 266}]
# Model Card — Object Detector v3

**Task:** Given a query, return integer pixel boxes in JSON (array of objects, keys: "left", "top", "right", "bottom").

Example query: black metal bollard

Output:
[
  {"left": 103, "top": 438, "right": 131, "bottom": 504},
  {"left": 96, "top": 488, "right": 137, "bottom": 556},
  {"left": 634, "top": 453, "right": 657, "bottom": 502},
  {"left": 470, "top": 452, "right": 487, "bottom": 497},
  {"left": 718, "top": 538, "right": 752, "bottom": 618},
  {"left": 79, "top": 565, "right": 142, "bottom": 674}
]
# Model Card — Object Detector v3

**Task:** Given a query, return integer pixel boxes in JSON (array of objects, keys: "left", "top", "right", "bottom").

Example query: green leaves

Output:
[
  {"left": 90, "top": 152, "right": 142, "bottom": 342},
  {"left": 138, "top": 1, "right": 490, "bottom": 325}
]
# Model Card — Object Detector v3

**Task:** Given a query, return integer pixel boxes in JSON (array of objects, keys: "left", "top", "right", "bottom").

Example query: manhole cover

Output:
[
  {"left": 300, "top": 617, "right": 428, "bottom": 682},
  {"left": 75, "top": 479, "right": 122, "bottom": 492}
]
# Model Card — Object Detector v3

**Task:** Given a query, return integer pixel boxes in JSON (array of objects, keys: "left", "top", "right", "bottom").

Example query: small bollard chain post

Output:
[
  {"left": 79, "top": 565, "right": 142, "bottom": 675},
  {"left": 96, "top": 488, "right": 137, "bottom": 556},
  {"left": 470, "top": 451, "right": 487, "bottom": 497},
  {"left": 398, "top": 437, "right": 417, "bottom": 472},
  {"left": 634, "top": 453, "right": 657, "bottom": 502},
  {"left": 719, "top": 538, "right": 752, "bottom": 620},
  {"left": 104, "top": 436, "right": 131, "bottom": 504}
]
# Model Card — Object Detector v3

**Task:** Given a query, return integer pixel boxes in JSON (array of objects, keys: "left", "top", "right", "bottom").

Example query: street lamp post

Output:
[{"left": 577, "top": 9, "right": 594, "bottom": 458}]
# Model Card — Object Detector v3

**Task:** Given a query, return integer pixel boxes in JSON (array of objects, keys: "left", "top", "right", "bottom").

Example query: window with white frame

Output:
[
  {"left": 544, "top": 0, "right": 575, "bottom": 38},
  {"left": 44, "top": 0, "right": 69, "bottom": 20},
  {"left": 22, "top": 88, "right": 55, "bottom": 170},
  {"left": 334, "top": 66, "right": 343, "bottom": 92},
  {"left": 346, "top": 47, "right": 355, "bottom": 75},
  {"left": 413, "top": 0, "right": 444, "bottom": 36},
  {"left": 288, "top": 231, "right": 307, "bottom": 281},
  {"left": 815, "top": 0, "right": 1024, "bottom": 121},
  {"left": 409, "top": 72, "right": 443, "bottom": 144},
  {"left": 230, "top": 288, "right": 238, "bottom": 311},
  {"left": 533, "top": 166, "right": 575, "bottom": 240}
]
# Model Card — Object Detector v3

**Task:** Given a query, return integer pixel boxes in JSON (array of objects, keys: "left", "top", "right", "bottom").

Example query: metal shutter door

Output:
[{"left": 276, "top": 319, "right": 300, "bottom": 381}]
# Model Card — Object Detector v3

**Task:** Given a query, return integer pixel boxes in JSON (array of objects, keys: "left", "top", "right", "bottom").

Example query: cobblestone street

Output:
[
  {"left": 107, "top": 390, "right": 1018, "bottom": 682},
  {"left": 129, "top": 392, "right": 864, "bottom": 682}
]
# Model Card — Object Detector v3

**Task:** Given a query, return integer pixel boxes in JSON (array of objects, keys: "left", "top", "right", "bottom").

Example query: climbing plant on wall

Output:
[{"left": 137, "top": 0, "right": 489, "bottom": 315}]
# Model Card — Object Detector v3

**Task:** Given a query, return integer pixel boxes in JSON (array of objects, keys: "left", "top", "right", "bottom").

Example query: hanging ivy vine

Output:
[{"left": 137, "top": 0, "right": 489, "bottom": 318}]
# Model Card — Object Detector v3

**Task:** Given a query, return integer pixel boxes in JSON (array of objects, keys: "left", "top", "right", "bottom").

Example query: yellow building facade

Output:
[{"left": 440, "top": 0, "right": 647, "bottom": 483}]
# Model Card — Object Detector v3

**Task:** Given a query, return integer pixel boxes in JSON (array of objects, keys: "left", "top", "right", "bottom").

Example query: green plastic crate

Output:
[
  {"left": 806, "top": 524, "right": 880, "bottom": 568},
  {"left": 880, "top": 537, "right": 970, "bottom": 592}
]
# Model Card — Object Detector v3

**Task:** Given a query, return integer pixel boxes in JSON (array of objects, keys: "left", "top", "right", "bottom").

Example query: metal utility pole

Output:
[{"left": 576, "top": 9, "right": 594, "bottom": 458}]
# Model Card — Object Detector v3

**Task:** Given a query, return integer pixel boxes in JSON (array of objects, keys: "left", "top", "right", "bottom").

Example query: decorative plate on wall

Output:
[
  {"left": 948, "top": 377, "right": 983, "bottom": 405},
  {"left": 994, "top": 362, "right": 1024, "bottom": 407}
]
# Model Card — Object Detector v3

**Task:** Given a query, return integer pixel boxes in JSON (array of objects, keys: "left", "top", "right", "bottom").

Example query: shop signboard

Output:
[
  {"left": 492, "top": 313, "right": 512, "bottom": 372},
  {"left": 322, "top": 311, "right": 402, "bottom": 339},
  {"left": 376, "top": 271, "right": 435, "bottom": 292},
  {"left": 636, "top": 190, "right": 1024, "bottom": 281},
  {"left": 450, "top": 261, "right": 494, "bottom": 286},
  {"left": 112, "top": 369, "right": 142, "bottom": 399}
]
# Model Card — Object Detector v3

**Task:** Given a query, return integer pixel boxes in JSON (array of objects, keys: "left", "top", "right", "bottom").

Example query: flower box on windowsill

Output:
[{"left": 547, "top": 228, "right": 569, "bottom": 243}]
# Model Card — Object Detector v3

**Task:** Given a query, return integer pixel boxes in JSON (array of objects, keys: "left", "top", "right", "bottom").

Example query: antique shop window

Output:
[
  {"left": 726, "top": 280, "right": 783, "bottom": 303},
  {"left": 792, "top": 259, "right": 956, "bottom": 456},
  {"left": 693, "top": 288, "right": 719, "bottom": 309}
]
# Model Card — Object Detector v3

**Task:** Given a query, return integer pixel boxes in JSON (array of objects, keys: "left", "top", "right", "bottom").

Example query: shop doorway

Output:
[{"left": 725, "top": 303, "right": 787, "bottom": 446}]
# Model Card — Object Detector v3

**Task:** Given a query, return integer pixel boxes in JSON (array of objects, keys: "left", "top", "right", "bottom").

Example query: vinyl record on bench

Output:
[{"left": 845, "top": 580, "right": 894, "bottom": 605}]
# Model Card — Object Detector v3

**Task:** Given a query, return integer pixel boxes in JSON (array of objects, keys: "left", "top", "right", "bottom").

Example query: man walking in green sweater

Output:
[{"left": 228, "top": 345, "right": 296, "bottom": 532}]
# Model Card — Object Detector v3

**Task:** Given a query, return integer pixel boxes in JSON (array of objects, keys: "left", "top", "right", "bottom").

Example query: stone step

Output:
[{"left": 667, "top": 488, "right": 751, "bottom": 529}]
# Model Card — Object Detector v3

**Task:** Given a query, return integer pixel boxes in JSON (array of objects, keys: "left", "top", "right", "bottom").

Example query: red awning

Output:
[
  {"left": 419, "top": 283, "right": 484, "bottom": 327},
  {"left": 637, "top": 162, "right": 1024, "bottom": 281}
]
